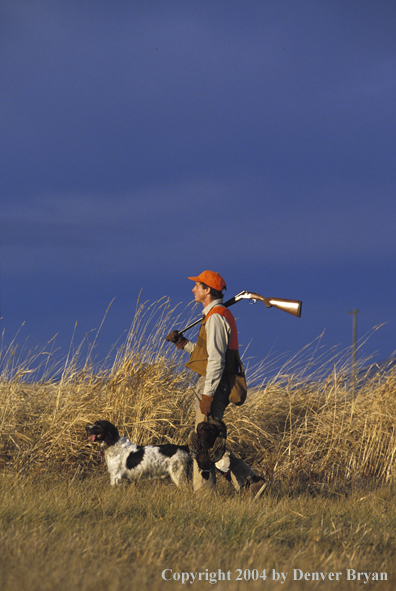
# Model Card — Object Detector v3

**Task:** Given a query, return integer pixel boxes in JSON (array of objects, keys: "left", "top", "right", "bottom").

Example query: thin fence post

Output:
[{"left": 349, "top": 309, "right": 358, "bottom": 397}]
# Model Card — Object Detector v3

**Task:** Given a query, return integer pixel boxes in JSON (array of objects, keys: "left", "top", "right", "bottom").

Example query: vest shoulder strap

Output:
[{"left": 205, "top": 306, "right": 239, "bottom": 350}]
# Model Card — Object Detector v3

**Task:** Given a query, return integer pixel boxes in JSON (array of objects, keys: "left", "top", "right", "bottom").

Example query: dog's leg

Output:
[
  {"left": 109, "top": 469, "right": 123, "bottom": 485},
  {"left": 169, "top": 460, "right": 188, "bottom": 487}
]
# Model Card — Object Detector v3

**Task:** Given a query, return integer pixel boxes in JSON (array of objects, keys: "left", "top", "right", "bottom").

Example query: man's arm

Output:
[
  {"left": 202, "top": 314, "right": 231, "bottom": 397},
  {"left": 183, "top": 340, "right": 196, "bottom": 354}
]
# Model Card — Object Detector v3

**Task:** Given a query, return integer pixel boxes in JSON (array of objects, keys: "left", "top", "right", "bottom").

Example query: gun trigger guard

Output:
[{"left": 249, "top": 298, "right": 257, "bottom": 305}]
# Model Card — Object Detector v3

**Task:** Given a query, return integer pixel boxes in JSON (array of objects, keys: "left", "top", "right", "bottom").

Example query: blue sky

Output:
[{"left": 1, "top": 0, "right": 395, "bottom": 377}]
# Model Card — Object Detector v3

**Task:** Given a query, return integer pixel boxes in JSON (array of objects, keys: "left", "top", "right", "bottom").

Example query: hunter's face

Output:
[{"left": 192, "top": 282, "right": 210, "bottom": 305}]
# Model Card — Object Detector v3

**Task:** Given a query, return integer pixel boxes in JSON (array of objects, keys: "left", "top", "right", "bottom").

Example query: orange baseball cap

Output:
[{"left": 188, "top": 270, "right": 227, "bottom": 292}]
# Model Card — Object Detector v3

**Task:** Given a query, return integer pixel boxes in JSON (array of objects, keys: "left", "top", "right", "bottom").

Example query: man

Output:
[{"left": 166, "top": 270, "right": 267, "bottom": 499}]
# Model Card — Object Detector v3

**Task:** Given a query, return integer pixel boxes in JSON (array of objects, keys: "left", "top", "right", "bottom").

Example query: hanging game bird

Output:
[{"left": 188, "top": 416, "right": 228, "bottom": 474}]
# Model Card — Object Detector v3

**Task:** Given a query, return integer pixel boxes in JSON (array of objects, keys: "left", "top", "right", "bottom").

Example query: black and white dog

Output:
[{"left": 86, "top": 420, "right": 191, "bottom": 486}]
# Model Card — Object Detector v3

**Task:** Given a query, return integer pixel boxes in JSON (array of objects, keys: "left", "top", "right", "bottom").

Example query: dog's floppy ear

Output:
[
  {"left": 102, "top": 422, "right": 120, "bottom": 446},
  {"left": 88, "top": 420, "right": 120, "bottom": 446}
]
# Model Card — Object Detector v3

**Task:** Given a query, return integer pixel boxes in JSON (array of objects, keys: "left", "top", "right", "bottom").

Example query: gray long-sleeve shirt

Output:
[{"left": 184, "top": 298, "right": 232, "bottom": 397}]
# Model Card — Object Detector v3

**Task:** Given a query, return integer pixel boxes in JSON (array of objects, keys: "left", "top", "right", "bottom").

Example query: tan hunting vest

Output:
[{"left": 184, "top": 306, "right": 240, "bottom": 376}]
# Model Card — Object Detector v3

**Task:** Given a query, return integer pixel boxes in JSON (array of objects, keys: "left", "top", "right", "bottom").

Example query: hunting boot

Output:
[{"left": 243, "top": 475, "right": 268, "bottom": 500}]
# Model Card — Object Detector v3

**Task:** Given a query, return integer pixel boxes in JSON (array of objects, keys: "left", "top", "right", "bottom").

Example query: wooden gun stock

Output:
[
  {"left": 177, "top": 290, "right": 302, "bottom": 335},
  {"left": 237, "top": 292, "right": 302, "bottom": 318}
]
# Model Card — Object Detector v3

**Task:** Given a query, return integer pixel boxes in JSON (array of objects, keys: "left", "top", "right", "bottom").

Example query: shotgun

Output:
[{"left": 178, "top": 290, "right": 302, "bottom": 335}]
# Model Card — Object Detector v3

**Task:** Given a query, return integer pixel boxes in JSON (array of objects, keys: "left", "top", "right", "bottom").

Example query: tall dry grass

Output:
[
  {"left": 0, "top": 299, "right": 395, "bottom": 487},
  {"left": 0, "top": 298, "right": 198, "bottom": 475}
]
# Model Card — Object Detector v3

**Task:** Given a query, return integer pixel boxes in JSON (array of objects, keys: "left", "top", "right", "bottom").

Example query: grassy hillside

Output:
[
  {"left": 0, "top": 474, "right": 395, "bottom": 590},
  {"left": 0, "top": 300, "right": 395, "bottom": 589}
]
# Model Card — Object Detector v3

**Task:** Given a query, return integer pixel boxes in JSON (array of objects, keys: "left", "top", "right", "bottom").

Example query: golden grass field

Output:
[{"left": 1, "top": 299, "right": 395, "bottom": 589}]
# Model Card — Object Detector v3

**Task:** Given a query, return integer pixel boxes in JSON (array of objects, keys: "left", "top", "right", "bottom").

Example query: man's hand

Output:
[
  {"left": 165, "top": 330, "right": 188, "bottom": 350},
  {"left": 200, "top": 394, "right": 213, "bottom": 416}
]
